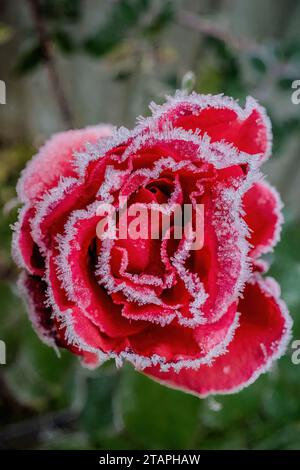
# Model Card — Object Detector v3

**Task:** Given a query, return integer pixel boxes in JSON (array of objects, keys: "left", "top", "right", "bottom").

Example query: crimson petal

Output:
[{"left": 144, "top": 275, "right": 292, "bottom": 396}]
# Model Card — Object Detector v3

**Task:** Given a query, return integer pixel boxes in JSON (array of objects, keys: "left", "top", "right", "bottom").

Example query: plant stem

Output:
[
  {"left": 27, "top": 0, "right": 74, "bottom": 129},
  {"left": 177, "top": 11, "right": 259, "bottom": 52}
]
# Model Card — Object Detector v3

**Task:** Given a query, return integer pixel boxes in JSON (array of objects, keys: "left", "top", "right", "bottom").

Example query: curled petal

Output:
[
  {"left": 17, "top": 272, "right": 57, "bottom": 348},
  {"left": 243, "top": 181, "right": 283, "bottom": 258},
  {"left": 55, "top": 204, "right": 147, "bottom": 337},
  {"left": 17, "top": 125, "right": 113, "bottom": 203},
  {"left": 12, "top": 92, "right": 288, "bottom": 398},
  {"left": 141, "top": 92, "right": 271, "bottom": 164},
  {"left": 46, "top": 254, "right": 128, "bottom": 356},
  {"left": 144, "top": 275, "right": 292, "bottom": 396},
  {"left": 102, "top": 301, "right": 240, "bottom": 372},
  {"left": 12, "top": 205, "right": 44, "bottom": 276}
]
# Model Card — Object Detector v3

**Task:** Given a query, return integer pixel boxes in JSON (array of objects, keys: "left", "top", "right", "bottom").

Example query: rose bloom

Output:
[{"left": 13, "top": 92, "right": 292, "bottom": 397}]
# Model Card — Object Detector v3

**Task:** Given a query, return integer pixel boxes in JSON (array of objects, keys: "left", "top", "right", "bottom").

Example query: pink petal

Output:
[{"left": 17, "top": 125, "right": 113, "bottom": 203}]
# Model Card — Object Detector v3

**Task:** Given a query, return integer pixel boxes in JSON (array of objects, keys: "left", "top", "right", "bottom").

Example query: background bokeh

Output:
[{"left": 0, "top": 0, "right": 300, "bottom": 450}]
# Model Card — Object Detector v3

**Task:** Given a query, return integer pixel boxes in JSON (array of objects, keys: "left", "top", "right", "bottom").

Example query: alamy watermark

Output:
[
  {"left": 0, "top": 340, "right": 6, "bottom": 365},
  {"left": 291, "top": 340, "right": 300, "bottom": 365},
  {"left": 0, "top": 80, "right": 6, "bottom": 104},
  {"left": 95, "top": 200, "right": 205, "bottom": 250},
  {"left": 291, "top": 80, "right": 300, "bottom": 105}
]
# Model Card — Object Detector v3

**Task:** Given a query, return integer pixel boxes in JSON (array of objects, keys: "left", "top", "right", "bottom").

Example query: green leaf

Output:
[
  {"left": 81, "top": 368, "right": 121, "bottom": 443},
  {"left": 4, "top": 319, "right": 76, "bottom": 410},
  {"left": 250, "top": 55, "right": 267, "bottom": 74},
  {"left": 0, "top": 282, "right": 24, "bottom": 360},
  {"left": 118, "top": 365, "right": 201, "bottom": 449},
  {"left": 40, "top": 0, "right": 82, "bottom": 23},
  {"left": 271, "top": 116, "right": 300, "bottom": 154},
  {"left": 0, "top": 23, "right": 14, "bottom": 45},
  {"left": 200, "top": 36, "right": 245, "bottom": 98},
  {"left": 84, "top": 0, "right": 151, "bottom": 57},
  {"left": 143, "top": 1, "right": 174, "bottom": 36},
  {"left": 14, "top": 44, "right": 45, "bottom": 76},
  {"left": 277, "top": 77, "right": 295, "bottom": 90},
  {"left": 53, "top": 29, "right": 76, "bottom": 54},
  {"left": 276, "top": 39, "right": 300, "bottom": 62}
]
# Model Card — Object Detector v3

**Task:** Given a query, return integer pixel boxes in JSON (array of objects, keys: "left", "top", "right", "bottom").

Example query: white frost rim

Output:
[
  {"left": 17, "top": 271, "right": 58, "bottom": 351},
  {"left": 250, "top": 179, "right": 284, "bottom": 258},
  {"left": 146, "top": 274, "right": 293, "bottom": 397}
]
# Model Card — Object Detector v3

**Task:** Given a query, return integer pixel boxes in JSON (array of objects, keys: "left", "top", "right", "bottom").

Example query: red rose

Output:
[{"left": 13, "top": 92, "right": 292, "bottom": 397}]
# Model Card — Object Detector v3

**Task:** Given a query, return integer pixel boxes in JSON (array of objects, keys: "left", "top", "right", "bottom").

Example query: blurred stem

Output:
[
  {"left": 177, "top": 10, "right": 258, "bottom": 52},
  {"left": 0, "top": 405, "right": 78, "bottom": 449},
  {"left": 0, "top": 374, "right": 33, "bottom": 420},
  {"left": 0, "top": 263, "right": 17, "bottom": 283},
  {"left": 26, "top": 0, "right": 74, "bottom": 129}
]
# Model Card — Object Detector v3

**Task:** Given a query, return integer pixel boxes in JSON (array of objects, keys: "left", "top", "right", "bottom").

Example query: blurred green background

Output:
[{"left": 0, "top": 0, "right": 300, "bottom": 450}]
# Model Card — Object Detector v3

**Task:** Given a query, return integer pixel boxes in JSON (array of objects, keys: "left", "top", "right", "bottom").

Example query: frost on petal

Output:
[
  {"left": 122, "top": 303, "right": 176, "bottom": 326},
  {"left": 192, "top": 181, "right": 251, "bottom": 323},
  {"left": 46, "top": 253, "right": 127, "bottom": 356},
  {"left": 12, "top": 205, "right": 44, "bottom": 276},
  {"left": 243, "top": 181, "right": 283, "bottom": 258},
  {"left": 12, "top": 92, "right": 289, "bottom": 397},
  {"left": 55, "top": 204, "right": 147, "bottom": 337},
  {"left": 144, "top": 275, "right": 292, "bottom": 397},
  {"left": 18, "top": 272, "right": 57, "bottom": 348},
  {"left": 116, "top": 301, "right": 240, "bottom": 372},
  {"left": 142, "top": 92, "right": 271, "bottom": 163},
  {"left": 17, "top": 125, "right": 113, "bottom": 203}
]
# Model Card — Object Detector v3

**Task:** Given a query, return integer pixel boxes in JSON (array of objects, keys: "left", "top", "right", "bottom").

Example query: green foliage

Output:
[
  {"left": 271, "top": 117, "right": 300, "bottom": 154},
  {"left": 39, "top": 0, "right": 82, "bottom": 23},
  {"left": 81, "top": 369, "right": 121, "bottom": 444},
  {"left": 14, "top": 44, "right": 45, "bottom": 76},
  {"left": 12, "top": 0, "right": 300, "bottom": 157},
  {"left": 197, "top": 36, "right": 246, "bottom": 98},
  {"left": 53, "top": 29, "right": 76, "bottom": 54},
  {"left": 249, "top": 55, "right": 267, "bottom": 74},
  {"left": 143, "top": 1, "right": 174, "bottom": 37},
  {"left": 0, "top": 23, "right": 14, "bottom": 45},
  {"left": 84, "top": 0, "right": 151, "bottom": 57},
  {"left": 117, "top": 367, "right": 201, "bottom": 449}
]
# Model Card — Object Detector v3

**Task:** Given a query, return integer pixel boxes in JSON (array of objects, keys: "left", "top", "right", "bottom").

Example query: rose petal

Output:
[
  {"left": 47, "top": 253, "right": 128, "bottom": 354},
  {"left": 243, "top": 181, "right": 283, "bottom": 258},
  {"left": 17, "top": 125, "right": 113, "bottom": 203},
  {"left": 144, "top": 92, "right": 271, "bottom": 163},
  {"left": 191, "top": 179, "right": 250, "bottom": 323},
  {"left": 12, "top": 205, "right": 44, "bottom": 276},
  {"left": 144, "top": 275, "right": 292, "bottom": 396},
  {"left": 54, "top": 204, "right": 147, "bottom": 337},
  {"left": 116, "top": 301, "right": 240, "bottom": 371},
  {"left": 17, "top": 272, "right": 56, "bottom": 348}
]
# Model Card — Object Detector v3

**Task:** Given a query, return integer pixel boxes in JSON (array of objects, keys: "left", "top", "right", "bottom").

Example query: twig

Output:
[
  {"left": 177, "top": 11, "right": 259, "bottom": 53},
  {"left": 26, "top": 0, "right": 74, "bottom": 129},
  {"left": 0, "top": 374, "right": 33, "bottom": 419},
  {"left": 0, "top": 406, "right": 78, "bottom": 449}
]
